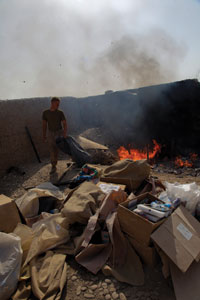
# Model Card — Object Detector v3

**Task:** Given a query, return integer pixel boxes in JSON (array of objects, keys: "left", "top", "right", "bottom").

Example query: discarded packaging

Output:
[
  {"left": 0, "top": 194, "right": 21, "bottom": 233},
  {"left": 61, "top": 181, "right": 105, "bottom": 225},
  {"left": 151, "top": 205, "right": 200, "bottom": 273},
  {"left": 97, "top": 181, "right": 126, "bottom": 194},
  {"left": 170, "top": 261, "right": 200, "bottom": 300},
  {"left": 0, "top": 232, "right": 22, "bottom": 300},
  {"left": 127, "top": 235, "right": 159, "bottom": 267},
  {"left": 164, "top": 181, "right": 200, "bottom": 215},
  {"left": 101, "top": 159, "right": 150, "bottom": 191},
  {"left": 118, "top": 192, "right": 166, "bottom": 246},
  {"left": 56, "top": 135, "right": 91, "bottom": 167},
  {"left": 16, "top": 182, "right": 64, "bottom": 219}
]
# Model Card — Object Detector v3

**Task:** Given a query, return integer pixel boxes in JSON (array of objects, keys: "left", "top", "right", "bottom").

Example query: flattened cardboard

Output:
[
  {"left": 117, "top": 192, "right": 165, "bottom": 246},
  {"left": 0, "top": 194, "right": 21, "bottom": 233},
  {"left": 97, "top": 181, "right": 126, "bottom": 194},
  {"left": 127, "top": 234, "right": 159, "bottom": 267},
  {"left": 170, "top": 261, "right": 200, "bottom": 300},
  {"left": 151, "top": 205, "right": 200, "bottom": 273}
]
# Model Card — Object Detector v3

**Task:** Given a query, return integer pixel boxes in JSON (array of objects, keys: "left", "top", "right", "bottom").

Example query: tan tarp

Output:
[
  {"left": 31, "top": 251, "right": 67, "bottom": 300},
  {"left": 12, "top": 279, "right": 32, "bottom": 300},
  {"left": 12, "top": 183, "right": 105, "bottom": 299},
  {"left": 12, "top": 251, "right": 67, "bottom": 300},
  {"left": 16, "top": 183, "right": 64, "bottom": 218},
  {"left": 12, "top": 178, "right": 146, "bottom": 299},
  {"left": 13, "top": 215, "right": 70, "bottom": 300},
  {"left": 13, "top": 224, "right": 34, "bottom": 264},
  {"left": 24, "top": 213, "right": 70, "bottom": 266},
  {"left": 102, "top": 159, "right": 150, "bottom": 190},
  {"left": 61, "top": 181, "right": 105, "bottom": 225}
]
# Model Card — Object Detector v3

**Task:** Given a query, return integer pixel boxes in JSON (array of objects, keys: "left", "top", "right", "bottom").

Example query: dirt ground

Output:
[{"left": 1, "top": 158, "right": 199, "bottom": 300}]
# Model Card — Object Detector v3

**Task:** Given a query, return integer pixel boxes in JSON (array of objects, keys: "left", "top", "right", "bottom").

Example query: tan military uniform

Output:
[{"left": 42, "top": 109, "right": 66, "bottom": 167}]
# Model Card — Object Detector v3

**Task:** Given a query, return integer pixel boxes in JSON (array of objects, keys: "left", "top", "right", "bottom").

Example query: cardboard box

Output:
[
  {"left": 97, "top": 181, "right": 126, "bottom": 194},
  {"left": 170, "top": 261, "right": 200, "bottom": 300},
  {"left": 117, "top": 192, "right": 165, "bottom": 246},
  {"left": 0, "top": 194, "right": 21, "bottom": 233},
  {"left": 127, "top": 234, "right": 159, "bottom": 267},
  {"left": 151, "top": 205, "right": 200, "bottom": 273}
]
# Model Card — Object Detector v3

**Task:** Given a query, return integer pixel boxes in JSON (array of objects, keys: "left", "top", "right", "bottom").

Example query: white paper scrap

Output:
[
  {"left": 177, "top": 223, "right": 193, "bottom": 241},
  {"left": 99, "top": 183, "right": 120, "bottom": 194}
]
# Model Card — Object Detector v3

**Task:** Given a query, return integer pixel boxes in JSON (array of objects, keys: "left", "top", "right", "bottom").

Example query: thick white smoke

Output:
[{"left": 0, "top": 0, "right": 199, "bottom": 99}]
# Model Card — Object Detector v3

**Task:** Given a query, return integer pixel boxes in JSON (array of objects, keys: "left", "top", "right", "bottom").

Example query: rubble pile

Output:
[
  {"left": 152, "top": 157, "right": 200, "bottom": 177},
  {"left": 1, "top": 156, "right": 200, "bottom": 300}
]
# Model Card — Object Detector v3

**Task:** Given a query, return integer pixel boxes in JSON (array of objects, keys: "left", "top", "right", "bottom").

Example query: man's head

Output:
[{"left": 51, "top": 97, "right": 60, "bottom": 110}]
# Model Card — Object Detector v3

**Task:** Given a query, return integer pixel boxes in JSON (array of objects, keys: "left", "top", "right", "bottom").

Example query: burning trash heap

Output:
[
  {"left": 1, "top": 79, "right": 200, "bottom": 300},
  {"left": 1, "top": 151, "right": 200, "bottom": 300}
]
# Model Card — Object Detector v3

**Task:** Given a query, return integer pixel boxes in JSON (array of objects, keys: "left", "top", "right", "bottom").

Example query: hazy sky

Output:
[{"left": 0, "top": 0, "right": 200, "bottom": 99}]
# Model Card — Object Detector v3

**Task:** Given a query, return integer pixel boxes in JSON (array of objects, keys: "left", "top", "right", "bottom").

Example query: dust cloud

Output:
[{"left": 0, "top": 0, "right": 186, "bottom": 99}]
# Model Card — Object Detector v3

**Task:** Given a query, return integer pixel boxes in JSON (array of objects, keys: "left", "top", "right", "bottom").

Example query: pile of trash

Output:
[{"left": 1, "top": 159, "right": 200, "bottom": 300}]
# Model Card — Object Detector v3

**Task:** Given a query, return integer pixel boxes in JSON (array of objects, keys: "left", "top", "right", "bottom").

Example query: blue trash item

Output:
[
  {"left": 73, "top": 164, "right": 98, "bottom": 182},
  {"left": 56, "top": 136, "right": 91, "bottom": 167}
]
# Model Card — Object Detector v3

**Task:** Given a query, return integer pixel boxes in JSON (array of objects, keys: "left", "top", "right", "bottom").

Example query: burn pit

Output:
[
  {"left": 116, "top": 139, "right": 200, "bottom": 176},
  {"left": 101, "top": 79, "right": 200, "bottom": 174},
  {"left": 81, "top": 79, "right": 200, "bottom": 175}
]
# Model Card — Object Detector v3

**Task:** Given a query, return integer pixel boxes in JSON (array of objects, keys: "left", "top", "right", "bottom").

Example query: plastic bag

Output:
[
  {"left": 0, "top": 232, "right": 22, "bottom": 300},
  {"left": 164, "top": 182, "right": 200, "bottom": 215},
  {"left": 56, "top": 136, "right": 91, "bottom": 167}
]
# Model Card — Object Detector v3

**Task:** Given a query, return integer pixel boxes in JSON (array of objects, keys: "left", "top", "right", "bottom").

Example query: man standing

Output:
[{"left": 42, "top": 97, "right": 67, "bottom": 174}]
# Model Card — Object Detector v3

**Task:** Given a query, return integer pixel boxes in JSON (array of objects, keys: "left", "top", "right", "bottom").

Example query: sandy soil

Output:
[{"left": 1, "top": 158, "right": 199, "bottom": 300}]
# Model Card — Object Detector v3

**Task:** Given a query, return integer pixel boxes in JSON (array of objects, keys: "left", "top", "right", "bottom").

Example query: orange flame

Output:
[
  {"left": 175, "top": 157, "right": 192, "bottom": 168},
  {"left": 117, "top": 139, "right": 161, "bottom": 161},
  {"left": 175, "top": 153, "right": 197, "bottom": 168}
]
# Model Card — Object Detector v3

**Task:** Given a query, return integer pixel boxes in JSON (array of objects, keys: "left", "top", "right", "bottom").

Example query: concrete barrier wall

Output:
[
  {"left": 0, "top": 93, "right": 115, "bottom": 176},
  {"left": 0, "top": 91, "right": 141, "bottom": 176},
  {"left": 0, "top": 96, "right": 84, "bottom": 175},
  {"left": 1, "top": 79, "right": 200, "bottom": 176}
]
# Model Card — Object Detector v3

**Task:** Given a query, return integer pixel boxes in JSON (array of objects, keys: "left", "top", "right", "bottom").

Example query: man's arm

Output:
[
  {"left": 43, "top": 120, "right": 47, "bottom": 142},
  {"left": 62, "top": 120, "right": 67, "bottom": 138}
]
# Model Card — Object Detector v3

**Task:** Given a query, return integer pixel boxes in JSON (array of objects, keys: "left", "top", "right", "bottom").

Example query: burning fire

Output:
[
  {"left": 175, "top": 153, "right": 197, "bottom": 168},
  {"left": 117, "top": 139, "right": 161, "bottom": 161},
  {"left": 174, "top": 157, "right": 192, "bottom": 168}
]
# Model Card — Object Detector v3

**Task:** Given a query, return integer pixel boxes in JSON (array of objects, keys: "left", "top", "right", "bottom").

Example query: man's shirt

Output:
[{"left": 42, "top": 109, "right": 66, "bottom": 131}]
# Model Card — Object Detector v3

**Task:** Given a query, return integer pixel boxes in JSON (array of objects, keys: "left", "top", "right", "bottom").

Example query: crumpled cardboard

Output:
[
  {"left": 76, "top": 191, "right": 144, "bottom": 286},
  {"left": 151, "top": 205, "right": 200, "bottom": 273},
  {"left": 0, "top": 194, "right": 21, "bottom": 233}
]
